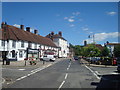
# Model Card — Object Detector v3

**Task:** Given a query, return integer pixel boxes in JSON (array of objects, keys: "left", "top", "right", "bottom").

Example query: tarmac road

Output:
[{"left": 2, "top": 59, "right": 120, "bottom": 89}]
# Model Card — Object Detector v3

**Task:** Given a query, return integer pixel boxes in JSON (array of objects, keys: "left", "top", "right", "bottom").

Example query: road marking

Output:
[
  {"left": 16, "top": 76, "right": 27, "bottom": 81},
  {"left": 18, "top": 69, "right": 25, "bottom": 71},
  {"left": 84, "top": 65, "right": 101, "bottom": 80},
  {"left": 64, "top": 73, "right": 68, "bottom": 79},
  {"left": 95, "top": 71, "right": 100, "bottom": 75},
  {"left": 67, "top": 68, "right": 69, "bottom": 70},
  {"left": 58, "top": 80, "right": 65, "bottom": 90},
  {"left": 2, "top": 78, "right": 5, "bottom": 84},
  {"left": 16, "top": 63, "right": 53, "bottom": 82}
]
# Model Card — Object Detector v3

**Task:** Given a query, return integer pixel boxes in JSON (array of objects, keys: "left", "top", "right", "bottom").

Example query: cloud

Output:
[
  {"left": 64, "top": 17, "right": 68, "bottom": 20},
  {"left": 72, "top": 12, "right": 80, "bottom": 16},
  {"left": 68, "top": 18, "right": 75, "bottom": 22},
  {"left": 85, "top": 32, "right": 120, "bottom": 43},
  {"left": 106, "top": 11, "right": 117, "bottom": 16},
  {"left": 13, "top": 24, "right": 20, "bottom": 28},
  {"left": 81, "top": 26, "right": 89, "bottom": 31},
  {"left": 69, "top": 24, "right": 75, "bottom": 27}
]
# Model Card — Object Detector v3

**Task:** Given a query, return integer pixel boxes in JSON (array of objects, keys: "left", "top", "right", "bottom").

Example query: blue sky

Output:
[{"left": 2, "top": 2, "right": 119, "bottom": 45}]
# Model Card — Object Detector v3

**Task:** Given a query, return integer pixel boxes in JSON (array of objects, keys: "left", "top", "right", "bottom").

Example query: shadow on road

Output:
[{"left": 91, "top": 74, "right": 120, "bottom": 90}]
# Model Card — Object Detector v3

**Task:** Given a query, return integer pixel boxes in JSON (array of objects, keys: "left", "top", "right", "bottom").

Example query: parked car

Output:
[
  {"left": 42, "top": 55, "right": 56, "bottom": 62},
  {"left": 74, "top": 56, "right": 79, "bottom": 60}
]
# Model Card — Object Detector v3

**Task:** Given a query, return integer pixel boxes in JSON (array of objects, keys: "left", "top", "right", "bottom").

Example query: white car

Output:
[{"left": 43, "top": 55, "right": 56, "bottom": 62}]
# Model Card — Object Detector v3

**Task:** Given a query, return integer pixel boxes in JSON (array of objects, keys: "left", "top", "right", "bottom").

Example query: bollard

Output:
[{"left": 43, "top": 60, "right": 45, "bottom": 65}]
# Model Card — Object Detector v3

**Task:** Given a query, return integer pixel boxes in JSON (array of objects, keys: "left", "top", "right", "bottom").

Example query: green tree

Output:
[
  {"left": 74, "top": 45, "right": 82, "bottom": 56},
  {"left": 114, "top": 45, "right": 120, "bottom": 57},
  {"left": 81, "top": 44, "right": 101, "bottom": 57},
  {"left": 101, "top": 46, "right": 110, "bottom": 57}
]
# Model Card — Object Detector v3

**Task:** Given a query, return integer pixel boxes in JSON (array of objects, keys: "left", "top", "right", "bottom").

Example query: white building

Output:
[
  {"left": 105, "top": 42, "right": 120, "bottom": 57},
  {"left": 0, "top": 22, "right": 59, "bottom": 61},
  {"left": 46, "top": 32, "right": 69, "bottom": 58}
]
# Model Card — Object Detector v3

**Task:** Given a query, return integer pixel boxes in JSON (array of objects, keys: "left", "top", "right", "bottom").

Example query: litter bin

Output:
[{"left": 6, "top": 59, "right": 10, "bottom": 65}]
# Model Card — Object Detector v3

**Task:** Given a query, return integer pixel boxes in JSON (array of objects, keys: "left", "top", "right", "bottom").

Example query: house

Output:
[
  {"left": 105, "top": 42, "right": 120, "bottom": 56},
  {"left": 0, "top": 22, "right": 59, "bottom": 61},
  {"left": 46, "top": 31, "right": 69, "bottom": 58}
]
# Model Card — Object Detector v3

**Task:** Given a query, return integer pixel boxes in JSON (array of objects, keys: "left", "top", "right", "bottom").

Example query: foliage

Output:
[
  {"left": 73, "top": 45, "right": 82, "bottom": 56},
  {"left": 114, "top": 45, "right": 120, "bottom": 57},
  {"left": 101, "top": 46, "right": 110, "bottom": 57},
  {"left": 81, "top": 44, "right": 101, "bottom": 57}
]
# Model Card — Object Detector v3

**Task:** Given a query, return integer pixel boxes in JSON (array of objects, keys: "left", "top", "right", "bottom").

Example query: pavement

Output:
[
  {"left": 80, "top": 58, "right": 117, "bottom": 68},
  {"left": 1, "top": 58, "right": 66, "bottom": 68}
]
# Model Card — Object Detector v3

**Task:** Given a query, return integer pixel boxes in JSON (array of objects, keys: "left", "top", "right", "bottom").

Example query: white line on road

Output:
[
  {"left": 67, "top": 68, "right": 69, "bottom": 70},
  {"left": 64, "top": 73, "right": 68, "bottom": 79},
  {"left": 58, "top": 80, "right": 65, "bottom": 90},
  {"left": 18, "top": 69, "right": 25, "bottom": 71},
  {"left": 84, "top": 65, "right": 101, "bottom": 80},
  {"left": 16, "top": 76, "right": 27, "bottom": 81},
  {"left": 16, "top": 63, "right": 53, "bottom": 82}
]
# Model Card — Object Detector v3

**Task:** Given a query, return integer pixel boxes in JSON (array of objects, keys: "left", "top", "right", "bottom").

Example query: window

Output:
[
  {"left": 21, "top": 41, "right": 24, "bottom": 47},
  {"left": 19, "top": 51, "right": 23, "bottom": 58},
  {"left": 12, "top": 41, "right": 16, "bottom": 48},
  {"left": 28, "top": 42, "right": 32, "bottom": 48},
  {"left": 34, "top": 44, "right": 37, "bottom": 49},
  {"left": 1, "top": 40, "right": 5, "bottom": 46}
]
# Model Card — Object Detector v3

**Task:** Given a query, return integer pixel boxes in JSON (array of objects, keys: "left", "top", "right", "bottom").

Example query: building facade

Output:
[
  {"left": 0, "top": 22, "right": 59, "bottom": 61},
  {"left": 105, "top": 42, "right": 120, "bottom": 57},
  {"left": 46, "top": 32, "right": 69, "bottom": 58}
]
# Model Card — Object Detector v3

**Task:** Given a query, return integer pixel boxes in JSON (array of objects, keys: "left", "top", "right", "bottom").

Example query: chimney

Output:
[
  {"left": 51, "top": 31, "right": 54, "bottom": 35},
  {"left": 106, "top": 41, "right": 109, "bottom": 44},
  {"left": 58, "top": 31, "right": 62, "bottom": 36},
  {"left": 34, "top": 30, "right": 38, "bottom": 34},
  {"left": 84, "top": 40, "right": 87, "bottom": 46},
  {"left": 1, "top": 22, "right": 7, "bottom": 29},
  {"left": 26, "top": 27, "right": 30, "bottom": 32},
  {"left": 20, "top": 25, "right": 24, "bottom": 30}
]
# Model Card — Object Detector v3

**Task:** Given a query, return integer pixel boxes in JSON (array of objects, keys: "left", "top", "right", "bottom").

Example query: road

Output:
[{"left": 2, "top": 59, "right": 120, "bottom": 89}]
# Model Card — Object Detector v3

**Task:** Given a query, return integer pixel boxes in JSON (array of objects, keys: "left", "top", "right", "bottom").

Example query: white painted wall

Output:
[{"left": 0, "top": 39, "right": 59, "bottom": 61}]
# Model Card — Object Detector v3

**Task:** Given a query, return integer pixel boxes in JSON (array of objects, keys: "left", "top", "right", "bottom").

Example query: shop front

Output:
[{"left": 26, "top": 48, "right": 39, "bottom": 60}]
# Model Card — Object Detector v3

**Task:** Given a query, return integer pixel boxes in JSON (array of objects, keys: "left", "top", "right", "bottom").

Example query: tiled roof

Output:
[
  {"left": 86, "top": 44, "right": 104, "bottom": 50},
  {"left": 0, "top": 24, "right": 57, "bottom": 47},
  {"left": 106, "top": 43, "right": 120, "bottom": 45},
  {"left": 46, "top": 34, "right": 67, "bottom": 41}
]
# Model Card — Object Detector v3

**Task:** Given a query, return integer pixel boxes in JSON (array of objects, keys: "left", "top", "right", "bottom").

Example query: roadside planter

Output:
[{"left": 29, "top": 57, "right": 37, "bottom": 65}]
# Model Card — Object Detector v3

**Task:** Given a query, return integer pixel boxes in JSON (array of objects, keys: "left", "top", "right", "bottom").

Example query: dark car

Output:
[{"left": 74, "top": 56, "right": 79, "bottom": 60}]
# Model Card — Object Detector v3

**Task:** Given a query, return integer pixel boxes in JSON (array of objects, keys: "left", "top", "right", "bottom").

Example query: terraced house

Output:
[{"left": 0, "top": 22, "right": 60, "bottom": 61}]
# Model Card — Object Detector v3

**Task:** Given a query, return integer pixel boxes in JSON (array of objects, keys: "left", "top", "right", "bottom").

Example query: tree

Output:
[
  {"left": 114, "top": 45, "right": 120, "bottom": 57},
  {"left": 101, "top": 46, "right": 110, "bottom": 57},
  {"left": 73, "top": 45, "right": 82, "bottom": 56},
  {"left": 81, "top": 44, "right": 101, "bottom": 57}
]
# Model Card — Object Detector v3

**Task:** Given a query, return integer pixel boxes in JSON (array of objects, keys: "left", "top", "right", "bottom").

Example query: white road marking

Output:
[
  {"left": 95, "top": 71, "right": 100, "bottom": 75},
  {"left": 16, "top": 63, "right": 53, "bottom": 82},
  {"left": 58, "top": 80, "right": 65, "bottom": 90},
  {"left": 67, "top": 68, "right": 69, "bottom": 70},
  {"left": 84, "top": 65, "right": 101, "bottom": 80},
  {"left": 64, "top": 73, "right": 68, "bottom": 79},
  {"left": 18, "top": 69, "right": 25, "bottom": 71},
  {"left": 16, "top": 76, "right": 27, "bottom": 81}
]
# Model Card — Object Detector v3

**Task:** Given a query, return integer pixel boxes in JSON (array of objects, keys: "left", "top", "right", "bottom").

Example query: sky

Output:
[{"left": 2, "top": 2, "right": 119, "bottom": 45}]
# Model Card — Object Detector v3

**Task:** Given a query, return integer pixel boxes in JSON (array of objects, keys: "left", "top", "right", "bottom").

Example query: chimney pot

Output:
[
  {"left": 20, "top": 25, "right": 24, "bottom": 30},
  {"left": 51, "top": 31, "right": 54, "bottom": 35},
  {"left": 58, "top": 31, "right": 62, "bottom": 36},
  {"left": 26, "top": 27, "right": 30, "bottom": 32},
  {"left": 34, "top": 30, "right": 38, "bottom": 34}
]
